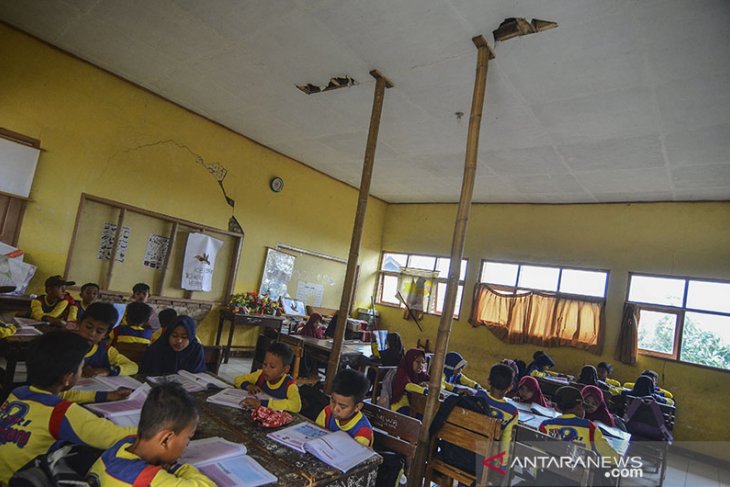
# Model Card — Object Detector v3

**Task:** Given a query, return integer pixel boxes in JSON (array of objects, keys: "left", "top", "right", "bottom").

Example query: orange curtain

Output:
[
  {"left": 470, "top": 284, "right": 604, "bottom": 353},
  {"left": 615, "top": 303, "right": 639, "bottom": 364}
]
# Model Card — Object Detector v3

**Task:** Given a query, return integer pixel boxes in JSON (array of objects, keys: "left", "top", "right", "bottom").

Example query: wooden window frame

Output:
[
  {"left": 0, "top": 128, "right": 41, "bottom": 246},
  {"left": 628, "top": 271, "right": 730, "bottom": 373},
  {"left": 375, "top": 250, "right": 468, "bottom": 319}
]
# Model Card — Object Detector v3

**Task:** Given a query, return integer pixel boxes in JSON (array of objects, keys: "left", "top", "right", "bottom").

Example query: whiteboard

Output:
[{"left": 0, "top": 137, "right": 40, "bottom": 197}]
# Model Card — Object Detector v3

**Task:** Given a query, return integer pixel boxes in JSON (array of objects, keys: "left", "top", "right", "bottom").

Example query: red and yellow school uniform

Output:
[
  {"left": 233, "top": 370, "right": 301, "bottom": 413},
  {"left": 85, "top": 341, "right": 139, "bottom": 376},
  {"left": 316, "top": 405, "right": 373, "bottom": 447},
  {"left": 0, "top": 322, "right": 17, "bottom": 339},
  {"left": 539, "top": 414, "right": 618, "bottom": 462},
  {"left": 29, "top": 295, "right": 69, "bottom": 321},
  {"left": 88, "top": 436, "right": 215, "bottom": 486},
  {"left": 475, "top": 390, "right": 519, "bottom": 460},
  {"left": 112, "top": 325, "right": 152, "bottom": 345},
  {"left": 0, "top": 386, "right": 134, "bottom": 483}
]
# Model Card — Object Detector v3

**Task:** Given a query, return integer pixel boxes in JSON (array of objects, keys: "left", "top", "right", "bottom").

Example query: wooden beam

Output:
[
  {"left": 324, "top": 70, "right": 393, "bottom": 393},
  {"left": 407, "top": 35, "right": 492, "bottom": 487},
  {"left": 156, "top": 222, "right": 179, "bottom": 296},
  {"left": 103, "top": 208, "right": 127, "bottom": 290}
]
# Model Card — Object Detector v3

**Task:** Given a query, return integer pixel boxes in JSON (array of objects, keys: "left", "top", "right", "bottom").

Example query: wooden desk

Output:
[
  {"left": 279, "top": 335, "right": 372, "bottom": 372},
  {"left": 192, "top": 388, "right": 381, "bottom": 486},
  {"left": 0, "top": 295, "right": 31, "bottom": 314},
  {"left": 216, "top": 309, "right": 285, "bottom": 364}
]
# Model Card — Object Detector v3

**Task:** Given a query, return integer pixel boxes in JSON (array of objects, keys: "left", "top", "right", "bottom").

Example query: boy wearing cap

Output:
[{"left": 30, "top": 275, "right": 76, "bottom": 326}]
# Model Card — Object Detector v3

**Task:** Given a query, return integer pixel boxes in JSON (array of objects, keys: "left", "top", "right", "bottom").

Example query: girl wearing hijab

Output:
[
  {"left": 390, "top": 348, "right": 430, "bottom": 414},
  {"left": 581, "top": 385, "right": 616, "bottom": 426},
  {"left": 624, "top": 376, "right": 674, "bottom": 406},
  {"left": 140, "top": 316, "right": 205, "bottom": 375},
  {"left": 298, "top": 313, "right": 325, "bottom": 339},
  {"left": 524, "top": 351, "right": 556, "bottom": 378},
  {"left": 511, "top": 376, "right": 551, "bottom": 407},
  {"left": 442, "top": 351, "right": 482, "bottom": 393}
]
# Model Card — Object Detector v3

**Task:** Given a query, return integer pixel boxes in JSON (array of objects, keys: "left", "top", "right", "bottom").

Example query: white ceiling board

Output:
[
  {"left": 559, "top": 135, "right": 665, "bottom": 172},
  {"left": 2, "top": 0, "right": 729, "bottom": 203}
]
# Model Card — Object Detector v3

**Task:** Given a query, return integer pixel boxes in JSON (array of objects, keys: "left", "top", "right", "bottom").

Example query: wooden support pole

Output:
[
  {"left": 407, "top": 36, "right": 493, "bottom": 487},
  {"left": 156, "top": 222, "right": 179, "bottom": 296},
  {"left": 104, "top": 208, "right": 127, "bottom": 290},
  {"left": 325, "top": 70, "right": 393, "bottom": 393}
]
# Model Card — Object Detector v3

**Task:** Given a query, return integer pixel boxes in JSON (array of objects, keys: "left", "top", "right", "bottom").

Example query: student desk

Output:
[
  {"left": 278, "top": 334, "right": 373, "bottom": 373},
  {"left": 216, "top": 309, "right": 285, "bottom": 364},
  {"left": 0, "top": 295, "right": 32, "bottom": 314}
]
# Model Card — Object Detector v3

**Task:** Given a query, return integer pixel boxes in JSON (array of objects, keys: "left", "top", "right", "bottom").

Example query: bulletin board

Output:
[
  {"left": 259, "top": 244, "right": 351, "bottom": 311},
  {"left": 64, "top": 194, "right": 243, "bottom": 303}
]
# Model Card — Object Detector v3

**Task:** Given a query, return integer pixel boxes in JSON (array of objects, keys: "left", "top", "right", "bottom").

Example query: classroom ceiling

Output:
[{"left": 2, "top": 0, "right": 730, "bottom": 203}]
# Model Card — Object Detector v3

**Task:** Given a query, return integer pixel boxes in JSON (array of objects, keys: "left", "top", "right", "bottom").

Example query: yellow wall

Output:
[
  {"left": 378, "top": 202, "right": 730, "bottom": 458},
  {"left": 0, "top": 25, "right": 386, "bottom": 345}
]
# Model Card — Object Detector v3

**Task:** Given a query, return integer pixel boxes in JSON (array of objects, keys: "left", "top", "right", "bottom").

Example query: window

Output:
[
  {"left": 377, "top": 252, "right": 467, "bottom": 317},
  {"left": 472, "top": 260, "right": 609, "bottom": 353},
  {"left": 628, "top": 273, "right": 730, "bottom": 371},
  {"left": 480, "top": 260, "right": 608, "bottom": 298}
]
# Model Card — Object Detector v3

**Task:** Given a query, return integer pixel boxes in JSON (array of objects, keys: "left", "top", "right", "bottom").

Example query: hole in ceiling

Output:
[{"left": 297, "top": 75, "right": 357, "bottom": 95}]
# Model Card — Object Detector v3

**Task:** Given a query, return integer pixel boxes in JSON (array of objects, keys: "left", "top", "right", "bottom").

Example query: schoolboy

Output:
[
  {"left": 121, "top": 283, "right": 160, "bottom": 330},
  {"left": 74, "top": 302, "right": 139, "bottom": 377},
  {"left": 0, "top": 332, "right": 134, "bottom": 483},
  {"left": 88, "top": 382, "right": 215, "bottom": 486},
  {"left": 75, "top": 282, "right": 100, "bottom": 323},
  {"left": 596, "top": 362, "right": 621, "bottom": 387},
  {"left": 113, "top": 301, "right": 153, "bottom": 345},
  {"left": 539, "top": 386, "right": 617, "bottom": 462},
  {"left": 475, "top": 363, "right": 519, "bottom": 462},
  {"left": 316, "top": 369, "right": 373, "bottom": 446},
  {"left": 235, "top": 342, "right": 301, "bottom": 413},
  {"left": 29, "top": 275, "right": 75, "bottom": 326}
]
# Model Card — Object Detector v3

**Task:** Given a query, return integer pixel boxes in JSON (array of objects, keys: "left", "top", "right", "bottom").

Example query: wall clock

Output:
[{"left": 270, "top": 176, "right": 284, "bottom": 193}]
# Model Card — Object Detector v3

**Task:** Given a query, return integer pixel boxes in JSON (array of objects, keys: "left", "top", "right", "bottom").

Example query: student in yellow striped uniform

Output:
[
  {"left": 0, "top": 332, "right": 134, "bottom": 483},
  {"left": 113, "top": 302, "right": 153, "bottom": 345},
  {"left": 88, "top": 382, "right": 214, "bottom": 486},
  {"left": 29, "top": 275, "right": 75, "bottom": 326},
  {"left": 236, "top": 342, "right": 301, "bottom": 413},
  {"left": 73, "top": 302, "right": 138, "bottom": 377}
]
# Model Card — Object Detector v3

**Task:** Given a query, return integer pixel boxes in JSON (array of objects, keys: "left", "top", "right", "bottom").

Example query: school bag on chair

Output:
[
  {"left": 623, "top": 396, "right": 673, "bottom": 441},
  {"left": 9, "top": 445, "right": 89, "bottom": 487},
  {"left": 376, "top": 368, "right": 397, "bottom": 408}
]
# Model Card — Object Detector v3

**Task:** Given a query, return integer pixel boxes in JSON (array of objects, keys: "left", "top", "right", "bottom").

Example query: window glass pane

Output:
[
  {"left": 518, "top": 265, "right": 559, "bottom": 291},
  {"left": 637, "top": 310, "right": 677, "bottom": 355},
  {"left": 407, "top": 255, "right": 436, "bottom": 271},
  {"left": 380, "top": 275, "right": 400, "bottom": 305},
  {"left": 435, "top": 258, "right": 451, "bottom": 278},
  {"left": 559, "top": 269, "right": 608, "bottom": 298},
  {"left": 381, "top": 253, "right": 407, "bottom": 272},
  {"left": 481, "top": 261, "right": 519, "bottom": 287},
  {"left": 680, "top": 312, "right": 730, "bottom": 370},
  {"left": 460, "top": 260, "right": 468, "bottom": 281},
  {"left": 686, "top": 281, "right": 730, "bottom": 314},
  {"left": 435, "top": 283, "right": 464, "bottom": 316},
  {"left": 628, "top": 275, "right": 685, "bottom": 307}
]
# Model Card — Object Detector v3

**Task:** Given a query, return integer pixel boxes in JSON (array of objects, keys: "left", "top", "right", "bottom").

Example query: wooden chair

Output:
[
  {"left": 406, "top": 390, "right": 427, "bottom": 418},
  {"left": 114, "top": 342, "right": 148, "bottom": 366},
  {"left": 506, "top": 424, "right": 606, "bottom": 487},
  {"left": 425, "top": 406, "right": 502, "bottom": 487},
  {"left": 370, "top": 365, "right": 397, "bottom": 403},
  {"left": 203, "top": 345, "right": 223, "bottom": 374},
  {"left": 362, "top": 402, "right": 422, "bottom": 481}
]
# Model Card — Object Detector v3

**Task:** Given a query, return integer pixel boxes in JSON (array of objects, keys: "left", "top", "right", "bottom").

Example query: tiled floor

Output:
[{"left": 217, "top": 355, "right": 253, "bottom": 384}]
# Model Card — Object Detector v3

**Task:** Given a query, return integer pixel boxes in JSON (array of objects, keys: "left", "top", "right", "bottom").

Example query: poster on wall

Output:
[
  {"left": 143, "top": 234, "right": 170, "bottom": 270},
  {"left": 259, "top": 248, "right": 295, "bottom": 300},
  {"left": 97, "top": 222, "right": 130, "bottom": 263},
  {"left": 295, "top": 281, "right": 324, "bottom": 307},
  {"left": 181, "top": 233, "right": 223, "bottom": 292}
]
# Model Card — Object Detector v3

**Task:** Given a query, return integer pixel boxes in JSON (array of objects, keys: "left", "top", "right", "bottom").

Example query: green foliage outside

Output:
[{"left": 639, "top": 313, "right": 730, "bottom": 370}]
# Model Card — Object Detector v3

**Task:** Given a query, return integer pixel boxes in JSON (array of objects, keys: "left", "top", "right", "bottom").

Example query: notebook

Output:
[
  {"left": 72, "top": 375, "right": 143, "bottom": 392},
  {"left": 181, "top": 437, "right": 277, "bottom": 487},
  {"left": 148, "top": 371, "right": 230, "bottom": 393},
  {"left": 268, "top": 424, "right": 377, "bottom": 473},
  {"left": 13, "top": 317, "right": 46, "bottom": 327}
]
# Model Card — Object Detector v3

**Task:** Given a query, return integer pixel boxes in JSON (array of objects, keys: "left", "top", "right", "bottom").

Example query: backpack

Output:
[
  {"left": 9, "top": 445, "right": 89, "bottom": 487},
  {"left": 374, "top": 451, "right": 405, "bottom": 487},
  {"left": 376, "top": 369, "right": 397, "bottom": 408},
  {"left": 623, "top": 396, "right": 673, "bottom": 441}
]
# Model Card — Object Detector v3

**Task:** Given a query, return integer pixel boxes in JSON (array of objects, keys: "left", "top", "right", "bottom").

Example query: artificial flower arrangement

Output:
[{"left": 227, "top": 291, "right": 283, "bottom": 316}]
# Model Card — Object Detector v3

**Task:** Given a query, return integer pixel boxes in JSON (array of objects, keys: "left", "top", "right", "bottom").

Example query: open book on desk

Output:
[
  {"left": 13, "top": 317, "right": 46, "bottom": 327},
  {"left": 148, "top": 371, "right": 230, "bottom": 393},
  {"left": 207, "top": 388, "right": 275, "bottom": 409},
  {"left": 181, "top": 437, "right": 276, "bottom": 487},
  {"left": 72, "top": 375, "right": 143, "bottom": 392},
  {"left": 86, "top": 383, "right": 150, "bottom": 426},
  {"left": 507, "top": 399, "right": 559, "bottom": 418},
  {"left": 269, "top": 424, "right": 377, "bottom": 473}
]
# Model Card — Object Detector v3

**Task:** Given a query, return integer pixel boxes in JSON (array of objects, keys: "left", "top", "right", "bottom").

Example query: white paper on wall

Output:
[
  {"left": 181, "top": 233, "right": 223, "bottom": 292},
  {"left": 295, "top": 281, "right": 324, "bottom": 307},
  {"left": 143, "top": 234, "right": 170, "bottom": 270},
  {"left": 97, "top": 222, "right": 130, "bottom": 263},
  {"left": 0, "top": 137, "right": 40, "bottom": 198}
]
